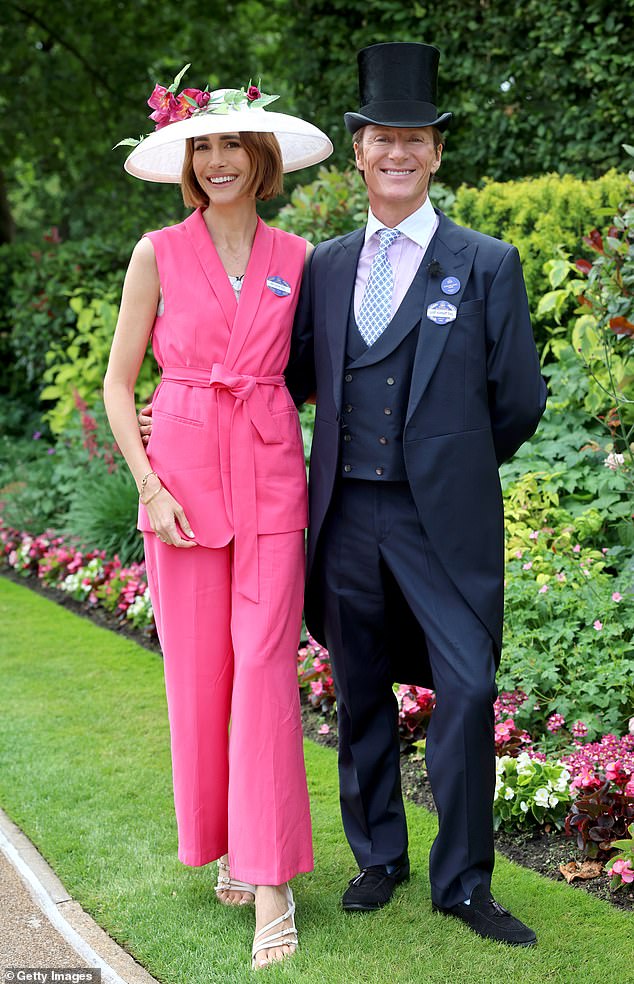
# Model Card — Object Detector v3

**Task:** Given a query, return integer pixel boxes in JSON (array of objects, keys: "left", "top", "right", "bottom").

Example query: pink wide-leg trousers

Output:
[{"left": 144, "top": 530, "right": 313, "bottom": 884}]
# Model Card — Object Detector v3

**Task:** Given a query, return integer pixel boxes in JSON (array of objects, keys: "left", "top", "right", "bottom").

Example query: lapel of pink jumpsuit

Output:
[{"left": 181, "top": 209, "right": 282, "bottom": 603}]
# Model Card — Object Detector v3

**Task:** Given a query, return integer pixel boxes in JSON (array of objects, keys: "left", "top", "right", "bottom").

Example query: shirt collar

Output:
[{"left": 364, "top": 196, "right": 437, "bottom": 248}]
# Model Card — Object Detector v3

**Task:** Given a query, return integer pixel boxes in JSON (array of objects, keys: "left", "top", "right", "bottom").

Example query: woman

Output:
[{"left": 104, "top": 70, "right": 332, "bottom": 969}]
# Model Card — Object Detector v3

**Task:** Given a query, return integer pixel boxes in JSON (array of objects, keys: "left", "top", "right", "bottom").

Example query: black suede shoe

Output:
[
  {"left": 433, "top": 884, "right": 537, "bottom": 946},
  {"left": 342, "top": 860, "right": 410, "bottom": 912}
]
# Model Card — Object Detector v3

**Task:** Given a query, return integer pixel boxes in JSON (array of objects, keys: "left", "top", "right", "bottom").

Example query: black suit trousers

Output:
[{"left": 317, "top": 478, "right": 498, "bottom": 908}]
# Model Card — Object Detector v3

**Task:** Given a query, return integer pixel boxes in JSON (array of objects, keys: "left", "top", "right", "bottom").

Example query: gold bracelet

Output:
[
  {"left": 139, "top": 470, "right": 158, "bottom": 494},
  {"left": 140, "top": 484, "right": 164, "bottom": 506}
]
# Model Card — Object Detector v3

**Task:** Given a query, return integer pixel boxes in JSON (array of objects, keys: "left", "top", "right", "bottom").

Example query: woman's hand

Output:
[
  {"left": 138, "top": 403, "right": 153, "bottom": 446},
  {"left": 144, "top": 484, "right": 198, "bottom": 548}
]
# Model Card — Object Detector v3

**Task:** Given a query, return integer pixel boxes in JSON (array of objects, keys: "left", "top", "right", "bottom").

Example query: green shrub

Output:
[
  {"left": 40, "top": 289, "right": 158, "bottom": 435},
  {"left": 500, "top": 521, "right": 634, "bottom": 739},
  {"left": 64, "top": 465, "right": 143, "bottom": 566},
  {"left": 452, "top": 169, "right": 630, "bottom": 350},
  {"left": 275, "top": 165, "right": 455, "bottom": 242},
  {"left": 501, "top": 348, "right": 634, "bottom": 548},
  {"left": 1, "top": 232, "right": 129, "bottom": 392}
]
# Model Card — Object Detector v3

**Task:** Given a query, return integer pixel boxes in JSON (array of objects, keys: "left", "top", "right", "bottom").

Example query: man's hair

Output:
[
  {"left": 352, "top": 125, "right": 444, "bottom": 187},
  {"left": 181, "top": 131, "right": 284, "bottom": 208}
]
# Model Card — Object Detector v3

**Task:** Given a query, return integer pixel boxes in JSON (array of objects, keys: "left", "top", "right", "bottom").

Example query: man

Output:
[{"left": 286, "top": 41, "right": 547, "bottom": 946}]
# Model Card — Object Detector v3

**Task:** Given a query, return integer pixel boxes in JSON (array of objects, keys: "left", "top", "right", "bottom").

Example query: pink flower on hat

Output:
[
  {"left": 246, "top": 85, "right": 262, "bottom": 101},
  {"left": 182, "top": 87, "right": 211, "bottom": 109}
]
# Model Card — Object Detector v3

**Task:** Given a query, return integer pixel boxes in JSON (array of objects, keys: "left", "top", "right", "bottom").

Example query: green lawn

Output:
[{"left": 1, "top": 576, "right": 631, "bottom": 983}]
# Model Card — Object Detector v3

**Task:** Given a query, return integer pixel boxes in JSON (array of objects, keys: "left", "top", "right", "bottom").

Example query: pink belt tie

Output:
[{"left": 161, "top": 364, "right": 285, "bottom": 602}]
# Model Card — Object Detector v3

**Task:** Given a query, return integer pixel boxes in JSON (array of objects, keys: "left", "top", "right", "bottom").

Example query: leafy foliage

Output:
[
  {"left": 494, "top": 753, "right": 573, "bottom": 832},
  {"left": 64, "top": 466, "right": 144, "bottom": 566},
  {"left": 501, "top": 348, "right": 634, "bottom": 548},
  {"left": 40, "top": 289, "right": 157, "bottom": 434},
  {"left": 275, "top": 165, "right": 455, "bottom": 242},
  {"left": 0, "top": 231, "right": 129, "bottom": 399},
  {"left": 452, "top": 169, "right": 629, "bottom": 351},
  {"left": 285, "top": 0, "right": 634, "bottom": 189},
  {"left": 0, "top": 0, "right": 285, "bottom": 241},
  {"left": 499, "top": 524, "right": 634, "bottom": 739},
  {"left": 566, "top": 781, "right": 634, "bottom": 859}
]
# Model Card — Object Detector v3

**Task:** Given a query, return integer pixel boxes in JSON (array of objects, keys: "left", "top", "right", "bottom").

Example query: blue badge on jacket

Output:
[
  {"left": 266, "top": 276, "right": 292, "bottom": 297},
  {"left": 427, "top": 300, "right": 457, "bottom": 325},
  {"left": 440, "top": 276, "right": 461, "bottom": 295}
]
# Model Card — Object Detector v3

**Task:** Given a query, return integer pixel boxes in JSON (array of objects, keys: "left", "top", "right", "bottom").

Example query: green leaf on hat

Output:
[
  {"left": 112, "top": 137, "right": 141, "bottom": 149},
  {"left": 249, "top": 94, "right": 280, "bottom": 109},
  {"left": 168, "top": 63, "right": 191, "bottom": 94}
]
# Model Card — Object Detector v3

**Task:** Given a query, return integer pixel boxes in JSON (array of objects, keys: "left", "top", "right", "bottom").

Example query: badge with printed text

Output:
[
  {"left": 266, "top": 276, "right": 292, "bottom": 297},
  {"left": 427, "top": 300, "right": 457, "bottom": 325},
  {"left": 441, "top": 276, "right": 461, "bottom": 295}
]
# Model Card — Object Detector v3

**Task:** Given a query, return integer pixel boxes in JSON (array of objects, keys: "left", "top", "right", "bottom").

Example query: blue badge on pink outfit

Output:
[
  {"left": 427, "top": 300, "right": 457, "bottom": 325},
  {"left": 266, "top": 276, "right": 292, "bottom": 297},
  {"left": 441, "top": 276, "right": 461, "bottom": 295}
]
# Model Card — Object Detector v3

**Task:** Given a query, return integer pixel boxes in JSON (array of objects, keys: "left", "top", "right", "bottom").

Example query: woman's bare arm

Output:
[{"left": 104, "top": 238, "right": 196, "bottom": 547}]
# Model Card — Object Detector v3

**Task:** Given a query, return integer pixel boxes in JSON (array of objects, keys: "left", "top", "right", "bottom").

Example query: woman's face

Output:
[{"left": 192, "top": 132, "right": 254, "bottom": 203}]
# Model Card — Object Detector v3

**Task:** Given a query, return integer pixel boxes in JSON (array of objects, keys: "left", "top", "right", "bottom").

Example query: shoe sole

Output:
[{"left": 342, "top": 901, "right": 385, "bottom": 912}]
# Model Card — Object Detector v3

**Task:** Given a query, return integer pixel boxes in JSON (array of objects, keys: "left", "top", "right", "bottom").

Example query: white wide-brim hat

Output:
[{"left": 124, "top": 95, "right": 333, "bottom": 182}]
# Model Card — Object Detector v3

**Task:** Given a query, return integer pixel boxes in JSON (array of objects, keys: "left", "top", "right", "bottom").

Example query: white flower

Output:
[
  {"left": 555, "top": 772, "right": 571, "bottom": 793},
  {"left": 520, "top": 801, "right": 529, "bottom": 813},
  {"left": 603, "top": 452, "right": 625, "bottom": 471},
  {"left": 61, "top": 573, "right": 79, "bottom": 593},
  {"left": 534, "top": 787, "right": 550, "bottom": 808},
  {"left": 504, "top": 787, "right": 515, "bottom": 800},
  {"left": 549, "top": 794, "right": 560, "bottom": 808},
  {"left": 516, "top": 752, "right": 533, "bottom": 776}
]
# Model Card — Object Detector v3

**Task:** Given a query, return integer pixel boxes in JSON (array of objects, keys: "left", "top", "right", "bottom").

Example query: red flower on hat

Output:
[
  {"left": 147, "top": 85, "right": 181, "bottom": 129},
  {"left": 182, "top": 87, "right": 211, "bottom": 109},
  {"left": 246, "top": 85, "right": 262, "bottom": 102}
]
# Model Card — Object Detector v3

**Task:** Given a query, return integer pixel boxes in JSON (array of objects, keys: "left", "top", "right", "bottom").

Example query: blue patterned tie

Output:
[{"left": 357, "top": 228, "right": 401, "bottom": 346}]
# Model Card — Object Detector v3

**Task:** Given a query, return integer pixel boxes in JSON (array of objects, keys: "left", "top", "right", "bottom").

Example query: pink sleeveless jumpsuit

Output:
[{"left": 139, "top": 208, "right": 313, "bottom": 884}]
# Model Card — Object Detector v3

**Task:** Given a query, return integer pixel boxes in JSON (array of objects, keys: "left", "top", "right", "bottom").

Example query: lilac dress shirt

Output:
[{"left": 354, "top": 196, "right": 439, "bottom": 321}]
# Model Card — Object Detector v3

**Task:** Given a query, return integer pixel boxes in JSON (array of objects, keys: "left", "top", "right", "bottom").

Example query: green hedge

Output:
[{"left": 452, "top": 169, "right": 629, "bottom": 349}]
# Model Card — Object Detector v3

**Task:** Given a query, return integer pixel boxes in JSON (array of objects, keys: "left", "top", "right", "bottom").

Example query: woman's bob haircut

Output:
[{"left": 181, "top": 131, "right": 284, "bottom": 207}]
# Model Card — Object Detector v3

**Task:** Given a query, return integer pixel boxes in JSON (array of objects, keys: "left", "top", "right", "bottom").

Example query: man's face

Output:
[{"left": 354, "top": 125, "right": 442, "bottom": 217}]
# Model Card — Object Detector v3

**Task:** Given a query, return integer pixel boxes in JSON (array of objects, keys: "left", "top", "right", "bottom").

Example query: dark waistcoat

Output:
[{"left": 340, "top": 299, "right": 419, "bottom": 481}]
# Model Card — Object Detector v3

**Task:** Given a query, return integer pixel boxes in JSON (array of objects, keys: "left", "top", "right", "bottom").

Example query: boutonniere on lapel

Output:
[{"left": 427, "top": 259, "right": 444, "bottom": 278}]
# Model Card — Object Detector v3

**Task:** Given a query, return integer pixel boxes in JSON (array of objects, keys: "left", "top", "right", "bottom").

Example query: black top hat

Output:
[{"left": 344, "top": 42, "right": 452, "bottom": 135}]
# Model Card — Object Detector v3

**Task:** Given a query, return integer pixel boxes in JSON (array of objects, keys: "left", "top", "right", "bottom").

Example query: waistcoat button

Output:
[
  {"left": 378, "top": 436, "right": 388, "bottom": 445},
  {"left": 344, "top": 404, "right": 353, "bottom": 413},
  {"left": 345, "top": 373, "right": 353, "bottom": 382},
  {"left": 386, "top": 376, "right": 395, "bottom": 385},
  {"left": 344, "top": 464, "right": 352, "bottom": 473},
  {"left": 383, "top": 407, "right": 392, "bottom": 415},
  {"left": 375, "top": 467, "right": 384, "bottom": 476},
  {"left": 343, "top": 433, "right": 352, "bottom": 442}
]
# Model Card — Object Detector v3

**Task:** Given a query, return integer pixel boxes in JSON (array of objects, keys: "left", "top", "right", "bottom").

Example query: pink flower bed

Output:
[
  {"left": 0, "top": 521, "right": 155, "bottom": 633},
  {"left": 3, "top": 519, "right": 632, "bottom": 884}
]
